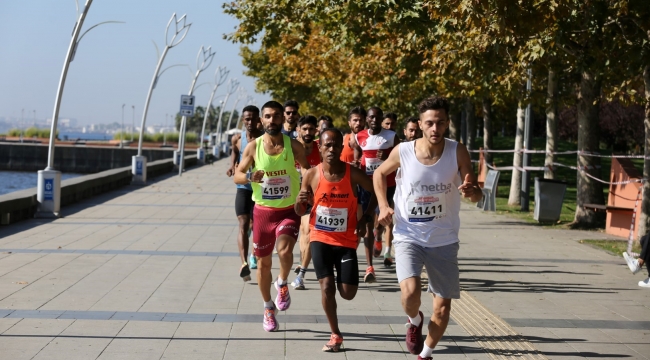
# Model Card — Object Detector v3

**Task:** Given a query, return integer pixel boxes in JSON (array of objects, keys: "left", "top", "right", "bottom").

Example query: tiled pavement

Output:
[{"left": 0, "top": 159, "right": 648, "bottom": 359}]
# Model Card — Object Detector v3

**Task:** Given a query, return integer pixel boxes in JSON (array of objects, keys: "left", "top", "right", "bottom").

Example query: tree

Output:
[
  {"left": 544, "top": 68, "right": 559, "bottom": 179},
  {"left": 175, "top": 105, "right": 219, "bottom": 134}
]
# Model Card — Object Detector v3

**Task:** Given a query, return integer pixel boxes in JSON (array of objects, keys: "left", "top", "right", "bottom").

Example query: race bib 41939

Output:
[{"left": 315, "top": 205, "right": 348, "bottom": 232}]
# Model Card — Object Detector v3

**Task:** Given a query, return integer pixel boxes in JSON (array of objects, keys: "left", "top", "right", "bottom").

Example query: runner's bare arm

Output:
[
  {"left": 234, "top": 141, "right": 263, "bottom": 185},
  {"left": 351, "top": 134, "right": 363, "bottom": 166},
  {"left": 456, "top": 143, "right": 482, "bottom": 202},
  {"left": 294, "top": 167, "right": 316, "bottom": 216},
  {"left": 291, "top": 138, "right": 310, "bottom": 171},
  {"left": 227, "top": 134, "right": 241, "bottom": 177},
  {"left": 374, "top": 144, "right": 402, "bottom": 227}
]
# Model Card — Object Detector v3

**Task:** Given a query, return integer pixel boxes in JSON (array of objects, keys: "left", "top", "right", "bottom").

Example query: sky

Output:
[{"left": 0, "top": 0, "right": 265, "bottom": 128}]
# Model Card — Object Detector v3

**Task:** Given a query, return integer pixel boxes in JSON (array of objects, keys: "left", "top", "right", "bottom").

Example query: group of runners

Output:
[{"left": 227, "top": 97, "right": 482, "bottom": 359}]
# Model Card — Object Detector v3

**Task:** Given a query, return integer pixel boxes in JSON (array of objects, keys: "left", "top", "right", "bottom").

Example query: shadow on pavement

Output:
[{"left": 460, "top": 277, "right": 626, "bottom": 294}]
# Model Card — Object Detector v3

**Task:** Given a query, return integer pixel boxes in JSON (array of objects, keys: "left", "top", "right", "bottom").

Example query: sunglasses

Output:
[{"left": 285, "top": 111, "right": 298, "bottom": 115}]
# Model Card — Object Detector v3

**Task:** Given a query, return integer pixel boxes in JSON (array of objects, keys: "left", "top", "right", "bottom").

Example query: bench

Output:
[{"left": 477, "top": 169, "right": 499, "bottom": 211}]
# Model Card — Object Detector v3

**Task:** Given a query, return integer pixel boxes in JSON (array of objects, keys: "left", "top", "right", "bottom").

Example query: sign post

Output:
[{"left": 174, "top": 95, "right": 195, "bottom": 169}]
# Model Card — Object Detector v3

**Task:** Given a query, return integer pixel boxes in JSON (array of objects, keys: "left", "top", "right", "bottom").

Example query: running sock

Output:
[
  {"left": 277, "top": 277, "right": 287, "bottom": 286},
  {"left": 384, "top": 246, "right": 392, "bottom": 256},
  {"left": 409, "top": 313, "right": 422, "bottom": 327},
  {"left": 419, "top": 344, "right": 434, "bottom": 358},
  {"left": 264, "top": 300, "right": 274, "bottom": 309},
  {"left": 299, "top": 267, "right": 307, "bottom": 278}
]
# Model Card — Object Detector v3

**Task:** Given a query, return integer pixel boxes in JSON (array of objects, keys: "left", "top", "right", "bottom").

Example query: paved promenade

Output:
[{"left": 0, "top": 160, "right": 648, "bottom": 359}]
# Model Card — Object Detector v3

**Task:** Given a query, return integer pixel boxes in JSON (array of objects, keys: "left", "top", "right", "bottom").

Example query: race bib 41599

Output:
[{"left": 261, "top": 175, "right": 292, "bottom": 200}]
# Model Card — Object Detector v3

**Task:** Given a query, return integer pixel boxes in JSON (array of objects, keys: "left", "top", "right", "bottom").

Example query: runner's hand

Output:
[
  {"left": 378, "top": 206, "right": 394, "bottom": 227},
  {"left": 251, "top": 170, "right": 265, "bottom": 183},
  {"left": 356, "top": 214, "right": 371, "bottom": 237},
  {"left": 458, "top": 174, "right": 477, "bottom": 198},
  {"left": 297, "top": 189, "right": 313, "bottom": 205},
  {"left": 226, "top": 167, "right": 234, "bottom": 177}
]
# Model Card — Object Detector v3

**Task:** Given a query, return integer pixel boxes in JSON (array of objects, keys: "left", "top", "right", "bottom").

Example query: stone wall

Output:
[
  {"left": 0, "top": 143, "right": 192, "bottom": 173},
  {"left": 0, "top": 156, "right": 199, "bottom": 225}
]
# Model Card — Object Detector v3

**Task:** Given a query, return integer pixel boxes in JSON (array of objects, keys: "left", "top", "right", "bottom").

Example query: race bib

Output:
[
  {"left": 407, "top": 194, "right": 447, "bottom": 222},
  {"left": 261, "top": 175, "right": 292, "bottom": 200},
  {"left": 365, "top": 158, "right": 383, "bottom": 176},
  {"left": 315, "top": 205, "right": 348, "bottom": 232}
]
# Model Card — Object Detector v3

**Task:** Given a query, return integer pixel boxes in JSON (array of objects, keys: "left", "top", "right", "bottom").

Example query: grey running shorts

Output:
[{"left": 394, "top": 241, "right": 460, "bottom": 299}]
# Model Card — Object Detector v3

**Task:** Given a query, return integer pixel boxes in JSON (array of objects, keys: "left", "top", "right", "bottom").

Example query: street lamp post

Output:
[
  {"left": 176, "top": 46, "right": 215, "bottom": 176},
  {"left": 197, "top": 66, "right": 228, "bottom": 164},
  {"left": 37, "top": 0, "right": 123, "bottom": 217},
  {"left": 225, "top": 88, "right": 245, "bottom": 133},
  {"left": 163, "top": 113, "right": 168, "bottom": 146},
  {"left": 132, "top": 13, "right": 191, "bottom": 185},
  {"left": 213, "top": 79, "right": 238, "bottom": 159},
  {"left": 131, "top": 105, "right": 135, "bottom": 141},
  {"left": 120, "top": 104, "right": 125, "bottom": 148}
]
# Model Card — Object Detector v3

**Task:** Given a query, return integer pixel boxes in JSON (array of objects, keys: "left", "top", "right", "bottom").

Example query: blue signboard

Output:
[
  {"left": 136, "top": 160, "right": 143, "bottom": 175},
  {"left": 43, "top": 179, "right": 54, "bottom": 201},
  {"left": 180, "top": 95, "right": 195, "bottom": 117}
]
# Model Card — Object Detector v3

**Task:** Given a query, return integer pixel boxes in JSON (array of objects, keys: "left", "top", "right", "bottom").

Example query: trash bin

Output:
[{"left": 534, "top": 177, "right": 567, "bottom": 222}]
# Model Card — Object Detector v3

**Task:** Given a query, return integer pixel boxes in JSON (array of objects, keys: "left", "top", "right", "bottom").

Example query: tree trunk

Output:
[
  {"left": 449, "top": 111, "right": 461, "bottom": 141},
  {"left": 572, "top": 69, "right": 605, "bottom": 227},
  {"left": 545, "top": 69, "right": 558, "bottom": 179},
  {"left": 465, "top": 98, "right": 475, "bottom": 152},
  {"left": 638, "top": 65, "right": 650, "bottom": 240},
  {"left": 482, "top": 97, "right": 493, "bottom": 165},
  {"left": 508, "top": 102, "right": 525, "bottom": 206}
]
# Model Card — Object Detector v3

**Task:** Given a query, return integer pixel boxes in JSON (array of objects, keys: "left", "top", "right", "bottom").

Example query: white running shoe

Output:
[
  {"left": 623, "top": 252, "right": 641, "bottom": 274},
  {"left": 291, "top": 276, "right": 305, "bottom": 290},
  {"left": 639, "top": 278, "right": 650, "bottom": 288}
]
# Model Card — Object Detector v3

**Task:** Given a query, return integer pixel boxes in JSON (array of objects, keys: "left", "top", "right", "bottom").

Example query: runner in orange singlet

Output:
[
  {"left": 340, "top": 107, "right": 366, "bottom": 165},
  {"left": 295, "top": 128, "right": 376, "bottom": 352}
]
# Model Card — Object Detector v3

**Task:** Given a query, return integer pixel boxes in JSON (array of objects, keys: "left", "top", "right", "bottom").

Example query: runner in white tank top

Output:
[{"left": 372, "top": 96, "right": 482, "bottom": 359}]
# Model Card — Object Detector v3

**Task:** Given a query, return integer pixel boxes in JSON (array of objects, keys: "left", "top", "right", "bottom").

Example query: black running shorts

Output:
[
  {"left": 235, "top": 188, "right": 254, "bottom": 217},
  {"left": 310, "top": 241, "right": 359, "bottom": 286}
]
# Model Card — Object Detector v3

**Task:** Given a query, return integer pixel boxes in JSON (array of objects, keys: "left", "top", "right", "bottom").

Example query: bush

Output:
[
  {"left": 113, "top": 131, "right": 198, "bottom": 143},
  {"left": 8, "top": 127, "right": 53, "bottom": 138}
]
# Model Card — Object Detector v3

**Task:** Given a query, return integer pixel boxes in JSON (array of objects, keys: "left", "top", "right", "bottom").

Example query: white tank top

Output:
[{"left": 393, "top": 138, "right": 461, "bottom": 248}]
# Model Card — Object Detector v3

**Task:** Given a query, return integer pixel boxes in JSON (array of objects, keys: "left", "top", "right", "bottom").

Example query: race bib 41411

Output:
[{"left": 407, "top": 194, "right": 446, "bottom": 222}]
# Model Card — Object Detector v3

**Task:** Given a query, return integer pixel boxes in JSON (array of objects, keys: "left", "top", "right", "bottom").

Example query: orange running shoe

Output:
[
  {"left": 373, "top": 239, "right": 382, "bottom": 258},
  {"left": 322, "top": 333, "right": 343, "bottom": 352},
  {"left": 364, "top": 266, "right": 376, "bottom": 283}
]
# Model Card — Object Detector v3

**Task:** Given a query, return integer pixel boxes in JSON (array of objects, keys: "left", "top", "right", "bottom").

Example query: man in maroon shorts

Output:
[{"left": 234, "top": 100, "right": 310, "bottom": 332}]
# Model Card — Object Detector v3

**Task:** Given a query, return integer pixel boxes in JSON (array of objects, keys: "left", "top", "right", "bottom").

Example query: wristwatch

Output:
[{"left": 246, "top": 172, "right": 252, "bottom": 183}]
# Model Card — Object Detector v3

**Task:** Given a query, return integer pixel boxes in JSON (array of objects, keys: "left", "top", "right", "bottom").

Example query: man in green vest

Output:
[{"left": 234, "top": 100, "right": 310, "bottom": 332}]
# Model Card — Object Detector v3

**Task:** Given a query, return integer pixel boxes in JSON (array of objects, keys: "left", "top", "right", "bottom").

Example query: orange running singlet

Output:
[
  {"left": 340, "top": 133, "right": 355, "bottom": 163},
  {"left": 309, "top": 164, "right": 359, "bottom": 249}
]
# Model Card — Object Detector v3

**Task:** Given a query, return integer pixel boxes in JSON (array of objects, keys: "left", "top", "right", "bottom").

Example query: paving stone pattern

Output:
[{"left": 0, "top": 160, "right": 648, "bottom": 359}]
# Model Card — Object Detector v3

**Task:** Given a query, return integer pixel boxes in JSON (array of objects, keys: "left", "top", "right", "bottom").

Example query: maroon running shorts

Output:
[{"left": 252, "top": 204, "right": 300, "bottom": 258}]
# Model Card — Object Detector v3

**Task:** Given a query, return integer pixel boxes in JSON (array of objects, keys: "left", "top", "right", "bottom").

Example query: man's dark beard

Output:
[
  {"left": 265, "top": 127, "right": 280, "bottom": 136},
  {"left": 303, "top": 137, "right": 314, "bottom": 143}
]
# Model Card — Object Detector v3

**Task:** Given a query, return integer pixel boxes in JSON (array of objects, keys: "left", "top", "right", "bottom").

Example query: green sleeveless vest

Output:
[{"left": 252, "top": 134, "right": 301, "bottom": 208}]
